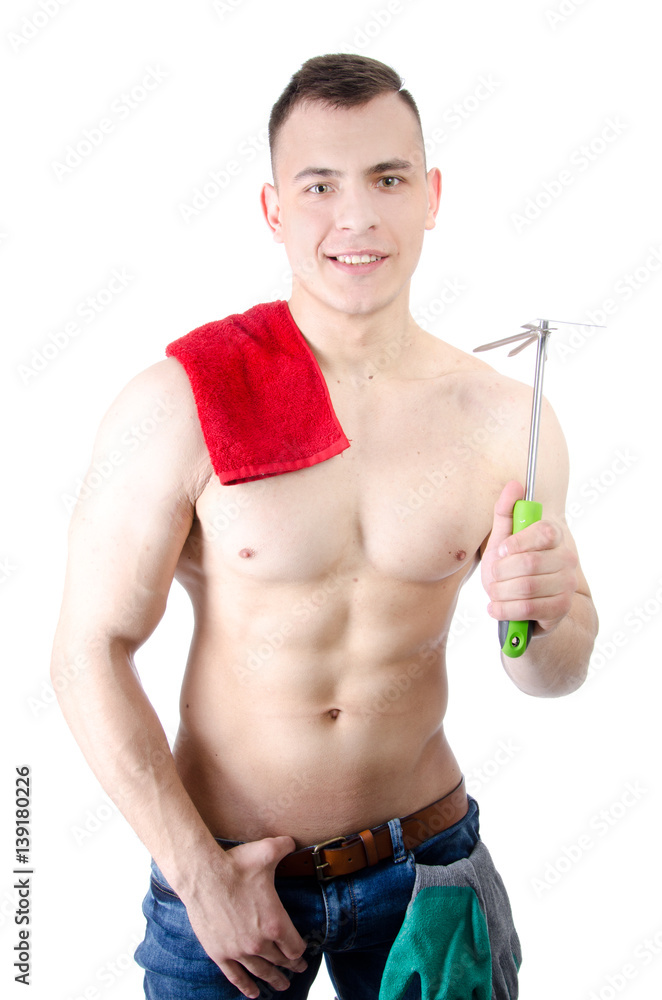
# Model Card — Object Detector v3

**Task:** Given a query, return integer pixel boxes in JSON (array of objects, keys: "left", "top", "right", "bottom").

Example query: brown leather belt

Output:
[{"left": 274, "top": 776, "right": 468, "bottom": 882}]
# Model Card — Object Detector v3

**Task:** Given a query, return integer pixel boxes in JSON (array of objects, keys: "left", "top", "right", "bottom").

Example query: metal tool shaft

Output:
[
  {"left": 525, "top": 320, "right": 549, "bottom": 501},
  {"left": 472, "top": 315, "right": 605, "bottom": 657},
  {"left": 473, "top": 315, "right": 606, "bottom": 502}
]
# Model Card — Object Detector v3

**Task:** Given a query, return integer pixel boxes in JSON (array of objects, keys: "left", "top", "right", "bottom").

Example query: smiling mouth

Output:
[{"left": 329, "top": 254, "right": 384, "bottom": 265}]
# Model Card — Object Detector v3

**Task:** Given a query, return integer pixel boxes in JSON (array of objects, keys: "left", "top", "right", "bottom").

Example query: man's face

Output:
[{"left": 261, "top": 93, "right": 441, "bottom": 320}]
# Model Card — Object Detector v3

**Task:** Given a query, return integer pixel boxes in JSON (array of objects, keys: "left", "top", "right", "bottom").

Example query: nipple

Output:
[
  {"left": 455, "top": 550, "right": 466, "bottom": 561},
  {"left": 239, "top": 548, "right": 255, "bottom": 559}
]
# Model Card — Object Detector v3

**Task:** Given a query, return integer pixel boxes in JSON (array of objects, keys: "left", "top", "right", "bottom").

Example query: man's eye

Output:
[
  {"left": 309, "top": 183, "right": 331, "bottom": 194},
  {"left": 379, "top": 176, "right": 401, "bottom": 188}
]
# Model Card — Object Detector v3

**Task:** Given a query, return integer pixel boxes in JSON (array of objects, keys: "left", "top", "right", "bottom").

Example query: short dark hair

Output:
[{"left": 268, "top": 53, "right": 424, "bottom": 176}]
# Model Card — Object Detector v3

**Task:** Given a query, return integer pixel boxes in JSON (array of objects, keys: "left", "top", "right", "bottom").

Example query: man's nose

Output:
[{"left": 334, "top": 187, "right": 380, "bottom": 233}]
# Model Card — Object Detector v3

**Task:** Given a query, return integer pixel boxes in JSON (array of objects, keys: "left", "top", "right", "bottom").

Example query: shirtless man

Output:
[{"left": 51, "top": 54, "right": 598, "bottom": 999}]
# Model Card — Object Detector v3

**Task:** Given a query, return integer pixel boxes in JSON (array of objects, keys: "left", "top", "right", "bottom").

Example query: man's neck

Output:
[{"left": 287, "top": 286, "right": 424, "bottom": 384}]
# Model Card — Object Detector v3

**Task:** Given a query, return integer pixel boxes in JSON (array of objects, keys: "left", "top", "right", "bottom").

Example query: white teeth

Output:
[{"left": 335, "top": 254, "right": 381, "bottom": 264}]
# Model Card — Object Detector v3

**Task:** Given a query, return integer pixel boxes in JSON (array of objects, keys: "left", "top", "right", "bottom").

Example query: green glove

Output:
[
  {"left": 379, "top": 840, "right": 521, "bottom": 1000},
  {"left": 379, "top": 885, "right": 491, "bottom": 1000}
]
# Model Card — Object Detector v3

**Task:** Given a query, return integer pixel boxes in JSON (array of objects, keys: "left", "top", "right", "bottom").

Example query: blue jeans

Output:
[{"left": 135, "top": 797, "right": 485, "bottom": 999}]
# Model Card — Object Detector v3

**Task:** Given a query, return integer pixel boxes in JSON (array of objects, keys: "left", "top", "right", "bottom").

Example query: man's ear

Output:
[
  {"left": 261, "top": 183, "right": 284, "bottom": 243},
  {"left": 424, "top": 167, "right": 442, "bottom": 231}
]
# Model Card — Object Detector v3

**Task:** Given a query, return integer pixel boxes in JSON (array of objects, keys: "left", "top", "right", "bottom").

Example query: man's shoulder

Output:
[
  {"left": 424, "top": 333, "right": 535, "bottom": 414},
  {"left": 118, "top": 356, "right": 201, "bottom": 421},
  {"left": 422, "top": 336, "right": 567, "bottom": 469},
  {"left": 99, "top": 358, "right": 213, "bottom": 499}
]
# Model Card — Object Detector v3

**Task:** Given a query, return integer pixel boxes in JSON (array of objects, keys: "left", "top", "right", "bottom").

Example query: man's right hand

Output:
[{"left": 180, "top": 835, "right": 309, "bottom": 998}]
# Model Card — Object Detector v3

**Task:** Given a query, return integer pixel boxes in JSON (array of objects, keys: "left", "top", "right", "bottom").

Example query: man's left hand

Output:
[{"left": 481, "top": 480, "right": 579, "bottom": 637}]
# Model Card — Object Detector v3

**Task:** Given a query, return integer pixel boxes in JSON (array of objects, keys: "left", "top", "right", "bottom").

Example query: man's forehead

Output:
[{"left": 273, "top": 93, "right": 425, "bottom": 179}]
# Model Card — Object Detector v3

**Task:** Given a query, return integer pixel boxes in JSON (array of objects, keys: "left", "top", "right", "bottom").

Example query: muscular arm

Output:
[
  {"left": 51, "top": 359, "right": 219, "bottom": 885},
  {"left": 481, "top": 397, "right": 599, "bottom": 697},
  {"left": 51, "top": 360, "right": 307, "bottom": 997}
]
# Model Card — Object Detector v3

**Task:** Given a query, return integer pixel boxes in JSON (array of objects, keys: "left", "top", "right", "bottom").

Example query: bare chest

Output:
[{"left": 183, "top": 376, "right": 512, "bottom": 586}]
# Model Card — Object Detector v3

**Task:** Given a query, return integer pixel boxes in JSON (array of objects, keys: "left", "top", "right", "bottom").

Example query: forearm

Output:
[
  {"left": 51, "top": 637, "right": 229, "bottom": 897},
  {"left": 500, "top": 590, "right": 598, "bottom": 697}
]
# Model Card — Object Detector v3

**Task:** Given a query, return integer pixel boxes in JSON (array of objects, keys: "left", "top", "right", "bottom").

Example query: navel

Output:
[
  {"left": 328, "top": 708, "right": 341, "bottom": 720},
  {"left": 238, "top": 547, "right": 255, "bottom": 559}
]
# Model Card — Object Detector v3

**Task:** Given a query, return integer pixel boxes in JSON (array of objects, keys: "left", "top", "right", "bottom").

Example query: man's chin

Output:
[{"left": 291, "top": 280, "right": 407, "bottom": 321}]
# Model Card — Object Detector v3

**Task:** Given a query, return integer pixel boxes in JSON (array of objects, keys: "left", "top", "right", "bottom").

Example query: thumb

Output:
[
  {"left": 226, "top": 834, "right": 297, "bottom": 874},
  {"left": 258, "top": 835, "right": 298, "bottom": 868},
  {"left": 484, "top": 480, "right": 525, "bottom": 557}
]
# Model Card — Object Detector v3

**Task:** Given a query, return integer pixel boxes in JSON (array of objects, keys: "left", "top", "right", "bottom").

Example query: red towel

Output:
[{"left": 165, "top": 300, "right": 350, "bottom": 485}]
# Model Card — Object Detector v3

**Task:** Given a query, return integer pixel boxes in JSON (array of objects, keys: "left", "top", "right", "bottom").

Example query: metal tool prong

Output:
[
  {"left": 473, "top": 320, "right": 553, "bottom": 500},
  {"left": 507, "top": 335, "right": 539, "bottom": 357},
  {"left": 473, "top": 321, "right": 557, "bottom": 355},
  {"left": 472, "top": 317, "right": 606, "bottom": 495},
  {"left": 538, "top": 318, "right": 606, "bottom": 327},
  {"left": 473, "top": 330, "right": 539, "bottom": 353}
]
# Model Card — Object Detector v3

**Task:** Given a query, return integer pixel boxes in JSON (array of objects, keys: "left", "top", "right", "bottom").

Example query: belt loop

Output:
[
  {"left": 388, "top": 818, "right": 407, "bottom": 863},
  {"left": 358, "top": 828, "right": 379, "bottom": 867}
]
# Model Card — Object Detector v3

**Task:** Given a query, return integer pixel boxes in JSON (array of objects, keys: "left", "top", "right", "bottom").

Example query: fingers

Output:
[
  {"left": 233, "top": 835, "right": 297, "bottom": 871},
  {"left": 259, "top": 920, "right": 307, "bottom": 971},
  {"left": 187, "top": 836, "right": 310, "bottom": 998},
  {"left": 273, "top": 928, "right": 308, "bottom": 965},
  {"left": 492, "top": 534, "right": 576, "bottom": 584},
  {"left": 220, "top": 934, "right": 308, "bottom": 997},
  {"left": 219, "top": 917, "right": 308, "bottom": 983},
  {"left": 487, "top": 563, "right": 577, "bottom": 625},
  {"left": 217, "top": 947, "right": 307, "bottom": 999},
  {"left": 223, "top": 956, "right": 294, "bottom": 998},
  {"left": 497, "top": 518, "right": 563, "bottom": 559},
  {"left": 223, "top": 930, "right": 310, "bottom": 997},
  {"left": 488, "top": 587, "right": 575, "bottom": 628},
  {"left": 228, "top": 836, "right": 309, "bottom": 963},
  {"left": 485, "top": 520, "right": 578, "bottom": 627},
  {"left": 487, "top": 557, "right": 577, "bottom": 606},
  {"left": 485, "top": 480, "right": 525, "bottom": 554},
  {"left": 494, "top": 479, "right": 526, "bottom": 519},
  {"left": 221, "top": 957, "right": 263, "bottom": 998},
  {"left": 263, "top": 835, "right": 299, "bottom": 867},
  {"left": 216, "top": 838, "right": 308, "bottom": 997}
]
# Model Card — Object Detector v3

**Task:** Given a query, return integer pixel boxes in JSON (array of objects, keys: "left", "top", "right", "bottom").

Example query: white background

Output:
[{"left": 2, "top": 0, "right": 661, "bottom": 998}]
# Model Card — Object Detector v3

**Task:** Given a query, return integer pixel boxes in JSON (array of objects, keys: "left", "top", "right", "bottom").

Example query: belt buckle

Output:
[{"left": 311, "top": 836, "right": 345, "bottom": 882}]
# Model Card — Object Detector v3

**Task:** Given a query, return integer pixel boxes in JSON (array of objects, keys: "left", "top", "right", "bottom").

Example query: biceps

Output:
[{"left": 60, "top": 479, "right": 194, "bottom": 652}]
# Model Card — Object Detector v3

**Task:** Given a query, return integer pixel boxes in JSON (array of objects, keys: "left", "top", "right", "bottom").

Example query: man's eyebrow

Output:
[
  {"left": 292, "top": 159, "right": 415, "bottom": 183},
  {"left": 292, "top": 167, "right": 341, "bottom": 182},
  {"left": 368, "top": 159, "right": 414, "bottom": 174}
]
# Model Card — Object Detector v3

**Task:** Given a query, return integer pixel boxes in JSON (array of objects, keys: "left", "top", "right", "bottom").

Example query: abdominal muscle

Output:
[{"left": 172, "top": 564, "right": 466, "bottom": 848}]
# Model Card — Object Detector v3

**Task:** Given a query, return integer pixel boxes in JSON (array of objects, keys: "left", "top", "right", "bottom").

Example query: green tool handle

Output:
[{"left": 499, "top": 499, "right": 543, "bottom": 658}]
